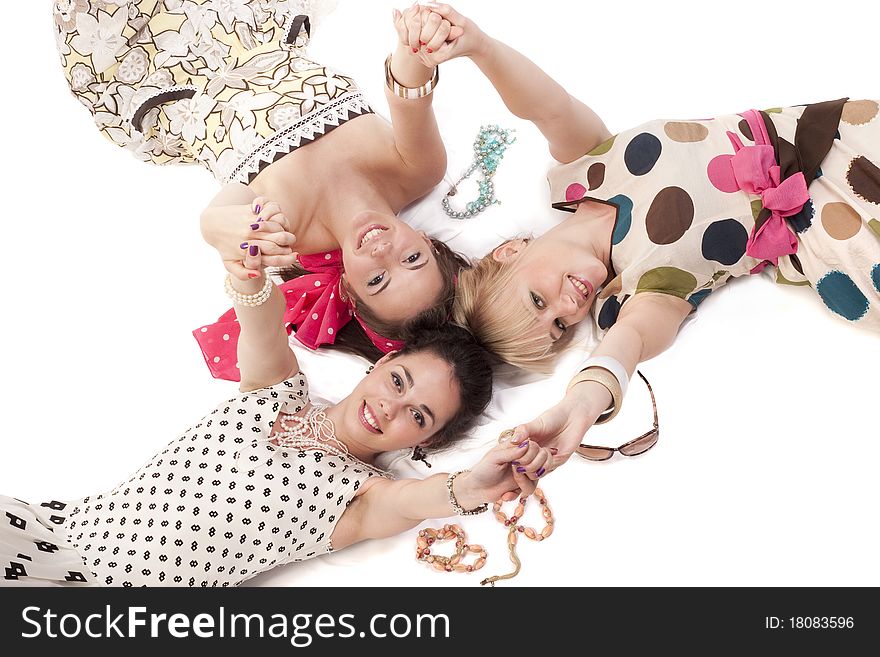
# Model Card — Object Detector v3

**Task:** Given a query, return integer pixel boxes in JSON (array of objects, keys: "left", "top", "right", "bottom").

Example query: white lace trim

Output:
[{"left": 222, "top": 90, "right": 372, "bottom": 184}]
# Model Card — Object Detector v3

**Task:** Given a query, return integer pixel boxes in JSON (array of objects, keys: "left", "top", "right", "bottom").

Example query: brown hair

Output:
[
  {"left": 279, "top": 239, "right": 470, "bottom": 361},
  {"left": 452, "top": 239, "right": 573, "bottom": 373},
  {"left": 399, "top": 323, "right": 494, "bottom": 451}
]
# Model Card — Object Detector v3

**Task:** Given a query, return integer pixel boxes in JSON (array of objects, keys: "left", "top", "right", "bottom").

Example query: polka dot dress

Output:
[
  {"left": 548, "top": 99, "right": 880, "bottom": 332},
  {"left": 1, "top": 374, "right": 386, "bottom": 587}
]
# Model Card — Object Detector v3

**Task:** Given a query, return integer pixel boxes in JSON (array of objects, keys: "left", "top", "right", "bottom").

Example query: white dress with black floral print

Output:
[{"left": 0, "top": 373, "right": 387, "bottom": 587}]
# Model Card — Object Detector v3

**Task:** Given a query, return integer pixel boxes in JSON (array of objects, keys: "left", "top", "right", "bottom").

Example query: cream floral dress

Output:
[{"left": 53, "top": 0, "right": 372, "bottom": 184}]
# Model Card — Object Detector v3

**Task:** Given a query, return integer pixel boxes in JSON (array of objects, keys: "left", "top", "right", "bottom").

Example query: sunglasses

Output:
[{"left": 575, "top": 371, "right": 659, "bottom": 461}]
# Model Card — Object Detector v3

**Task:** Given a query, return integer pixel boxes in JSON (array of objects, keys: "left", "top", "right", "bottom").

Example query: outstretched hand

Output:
[
  {"left": 509, "top": 397, "right": 595, "bottom": 475},
  {"left": 465, "top": 439, "right": 553, "bottom": 504}
]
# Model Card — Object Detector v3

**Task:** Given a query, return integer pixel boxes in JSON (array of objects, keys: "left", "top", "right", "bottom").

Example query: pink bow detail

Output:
[
  {"left": 724, "top": 110, "right": 808, "bottom": 268},
  {"left": 193, "top": 250, "right": 404, "bottom": 382}
]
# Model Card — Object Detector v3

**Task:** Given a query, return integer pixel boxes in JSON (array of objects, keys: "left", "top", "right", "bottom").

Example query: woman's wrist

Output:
[
  {"left": 447, "top": 471, "right": 489, "bottom": 514},
  {"left": 390, "top": 45, "right": 435, "bottom": 88},
  {"left": 564, "top": 380, "right": 614, "bottom": 422},
  {"left": 227, "top": 271, "right": 266, "bottom": 295},
  {"left": 468, "top": 32, "right": 495, "bottom": 64}
]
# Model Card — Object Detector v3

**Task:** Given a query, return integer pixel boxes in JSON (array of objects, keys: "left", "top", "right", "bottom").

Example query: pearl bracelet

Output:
[
  {"left": 446, "top": 470, "right": 488, "bottom": 516},
  {"left": 224, "top": 272, "right": 274, "bottom": 307},
  {"left": 384, "top": 54, "right": 439, "bottom": 99}
]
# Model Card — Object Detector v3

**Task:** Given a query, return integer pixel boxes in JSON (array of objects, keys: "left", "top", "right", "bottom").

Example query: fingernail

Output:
[
  {"left": 240, "top": 242, "right": 248, "bottom": 249},
  {"left": 250, "top": 223, "right": 260, "bottom": 230},
  {"left": 518, "top": 440, "right": 529, "bottom": 448},
  {"left": 412, "top": 47, "right": 418, "bottom": 53},
  {"left": 426, "top": 48, "right": 433, "bottom": 53},
  {"left": 249, "top": 245, "right": 259, "bottom": 256},
  {"left": 510, "top": 461, "right": 520, "bottom": 466},
  {"left": 254, "top": 204, "right": 261, "bottom": 215},
  {"left": 248, "top": 272, "right": 259, "bottom": 279},
  {"left": 419, "top": 41, "right": 425, "bottom": 45},
  {"left": 516, "top": 466, "right": 526, "bottom": 473},
  {"left": 536, "top": 467, "right": 546, "bottom": 477},
  {"left": 550, "top": 448, "right": 559, "bottom": 455}
]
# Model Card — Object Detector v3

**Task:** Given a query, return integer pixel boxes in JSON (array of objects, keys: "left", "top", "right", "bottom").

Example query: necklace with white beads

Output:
[{"left": 273, "top": 404, "right": 389, "bottom": 478}]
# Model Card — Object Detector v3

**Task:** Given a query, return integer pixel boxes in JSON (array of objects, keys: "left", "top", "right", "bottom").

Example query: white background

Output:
[{"left": 1, "top": 0, "right": 878, "bottom": 587}]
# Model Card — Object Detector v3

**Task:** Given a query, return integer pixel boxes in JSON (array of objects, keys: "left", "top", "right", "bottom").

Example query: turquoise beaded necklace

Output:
[{"left": 442, "top": 125, "right": 516, "bottom": 219}]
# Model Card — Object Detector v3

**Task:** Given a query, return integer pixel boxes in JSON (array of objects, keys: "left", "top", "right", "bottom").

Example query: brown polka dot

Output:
[
  {"left": 841, "top": 100, "right": 879, "bottom": 126},
  {"left": 587, "top": 162, "right": 605, "bottom": 190},
  {"left": 663, "top": 122, "right": 709, "bottom": 143},
  {"left": 598, "top": 275, "right": 622, "bottom": 300},
  {"left": 738, "top": 119, "right": 754, "bottom": 141},
  {"left": 821, "top": 202, "right": 862, "bottom": 240},
  {"left": 846, "top": 156, "right": 880, "bottom": 205},
  {"left": 645, "top": 186, "right": 694, "bottom": 245}
]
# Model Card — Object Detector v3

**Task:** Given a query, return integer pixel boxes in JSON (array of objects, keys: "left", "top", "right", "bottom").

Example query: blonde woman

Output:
[{"left": 418, "top": 4, "right": 880, "bottom": 469}]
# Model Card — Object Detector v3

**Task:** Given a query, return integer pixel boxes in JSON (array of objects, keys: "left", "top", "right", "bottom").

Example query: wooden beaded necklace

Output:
[{"left": 416, "top": 428, "right": 555, "bottom": 585}]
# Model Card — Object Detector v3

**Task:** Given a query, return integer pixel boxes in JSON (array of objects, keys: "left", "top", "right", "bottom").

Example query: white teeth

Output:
[
  {"left": 360, "top": 228, "right": 386, "bottom": 248},
  {"left": 363, "top": 404, "right": 380, "bottom": 431},
  {"left": 569, "top": 276, "right": 590, "bottom": 297}
]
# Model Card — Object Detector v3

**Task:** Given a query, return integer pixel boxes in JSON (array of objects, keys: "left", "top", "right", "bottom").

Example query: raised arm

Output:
[
  {"left": 418, "top": 3, "right": 612, "bottom": 163},
  {"left": 382, "top": 5, "right": 460, "bottom": 185},
  {"left": 513, "top": 293, "right": 692, "bottom": 470},
  {"left": 202, "top": 190, "right": 299, "bottom": 392},
  {"left": 334, "top": 440, "right": 547, "bottom": 548}
]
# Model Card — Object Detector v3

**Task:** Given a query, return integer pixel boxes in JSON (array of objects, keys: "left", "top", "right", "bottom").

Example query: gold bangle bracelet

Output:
[
  {"left": 566, "top": 366, "right": 622, "bottom": 425},
  {"left": 384, "top": 54, "right": 439, "bottom": 99}
]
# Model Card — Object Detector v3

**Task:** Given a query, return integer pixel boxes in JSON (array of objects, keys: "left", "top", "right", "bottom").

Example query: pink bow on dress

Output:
[
  {"left": 193, "top": 250, "right": 405, "bottom": 382},
  {"left": 725, "top": 109, "right": 809, "bottom": 270}
]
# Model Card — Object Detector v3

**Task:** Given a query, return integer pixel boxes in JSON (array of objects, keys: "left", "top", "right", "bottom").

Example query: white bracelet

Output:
[
  {"left": 575, "top": 356, "right": 630, "bottom": 397},
  {"left": 224, "top": 273, "right": 274, "bottom": 307}
]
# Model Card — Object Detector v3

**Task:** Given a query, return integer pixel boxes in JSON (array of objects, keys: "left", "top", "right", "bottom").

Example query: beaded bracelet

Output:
[
  {"left": 384, "top": 54, "right": 439, "bottom": 99},
  {"left": 446, "top": 470, "right": 489, "bottom": 516},
  {"left": 224, "top": 272, "right": 274, "bottom": 308}
]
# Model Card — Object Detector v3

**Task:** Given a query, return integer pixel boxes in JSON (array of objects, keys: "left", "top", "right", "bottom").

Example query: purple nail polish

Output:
[
  {"left": 536, "top": 467, "right": 546, "bottom": 477},
  {"left": 511, "top": 461, "right": 520, "bottom": 466},
  {"left": 250, "top": 223, "right": 260, "bottom": 230},
  {"left": 240, "top": 242, "right": 248, "bottom": 249},
  {"left": 254, "top": 204, "right": 261, "bottom": 214},
  {"left": 249, "top": 245, "right": 259, "bottom": 256},
  {"left": 516, "top": 466, "right": 526, "bottom": 473},
  {"left": 518, "top": 440, "right": 529, "bottom": 448}
]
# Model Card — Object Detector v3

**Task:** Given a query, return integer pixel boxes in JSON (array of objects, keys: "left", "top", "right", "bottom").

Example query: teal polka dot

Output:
[
  {"left": 816, "top": 270, "right": 869, "bottom": 321},
  {"left": 872, "top": 264, "right": 880, "bottom": 293},
  {"left": 687, "top": 288, "right": 712, "bottom": 308},
  {"left": 609, "top": 194, "right": 633, "bottom": 245}
]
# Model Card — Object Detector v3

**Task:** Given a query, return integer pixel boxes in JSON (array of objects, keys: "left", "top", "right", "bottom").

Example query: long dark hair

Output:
[
  {"left": 279, "top": 239, "right": 470, "bottom": 361},
  {"left": 399, "top": 323, "right": 494, "bottom": 450}
]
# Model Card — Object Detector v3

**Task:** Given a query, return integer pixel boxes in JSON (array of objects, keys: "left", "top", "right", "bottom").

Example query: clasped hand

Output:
[{"left": 200, "top": 196, "right": 298, "bottom": 279}]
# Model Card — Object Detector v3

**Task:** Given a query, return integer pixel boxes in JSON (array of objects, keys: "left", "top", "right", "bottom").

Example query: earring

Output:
[
  {"left": 365, "top": 365, "right": 374, "bottom": 375},
  {"left": 411, "top": 445, "right": 432, "bottom": 468}
]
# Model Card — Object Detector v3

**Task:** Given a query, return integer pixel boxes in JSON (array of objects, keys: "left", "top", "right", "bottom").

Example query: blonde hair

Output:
[{"left": 452, "top": 239, "right": 574, "bottom": 373}]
